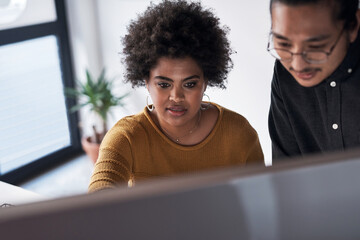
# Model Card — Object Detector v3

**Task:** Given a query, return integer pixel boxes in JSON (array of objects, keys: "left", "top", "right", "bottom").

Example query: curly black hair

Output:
[{"left": 122, "top": 0, "right": 233, "bottom": 89}]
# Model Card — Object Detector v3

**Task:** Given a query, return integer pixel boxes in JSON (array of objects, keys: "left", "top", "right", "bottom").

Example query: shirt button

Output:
[
  {"left": 330, "top": 81, "right": 336, "bottom": 87},
  {"left": 348, "top": 68, "right": 352, "bottom": 74},
  {"left": 332, "top": 123, "right": 339, "bottom": 130}
]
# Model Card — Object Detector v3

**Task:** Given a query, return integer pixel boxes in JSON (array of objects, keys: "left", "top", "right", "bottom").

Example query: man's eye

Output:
[
  {"left": 308, "top": 44, "right": 327, "bottom": 50},
  {"left": 158, "top": 82, "right": 170, "bottom": 88},
  {"left": 276, "top": 42, "right": 291, "bottom": 48}
]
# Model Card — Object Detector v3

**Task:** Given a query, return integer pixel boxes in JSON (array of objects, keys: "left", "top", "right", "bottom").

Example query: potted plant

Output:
[{"left": 65, "top": 69, "right": 129, "bottom": 163}]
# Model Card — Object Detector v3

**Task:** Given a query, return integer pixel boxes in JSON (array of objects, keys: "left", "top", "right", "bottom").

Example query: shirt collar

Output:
[{"left": 326, "top": 29, "right": 360, "bottom": 83}]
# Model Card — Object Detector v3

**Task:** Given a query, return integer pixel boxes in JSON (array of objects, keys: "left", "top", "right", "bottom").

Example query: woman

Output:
[{"left": 89, "top": 0, "right": 264, "bottom": 192}]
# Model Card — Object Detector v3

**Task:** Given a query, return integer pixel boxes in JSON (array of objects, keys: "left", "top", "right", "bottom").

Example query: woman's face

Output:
[{"left": 146, "top": 56, "right": 207, "bottom": 129}]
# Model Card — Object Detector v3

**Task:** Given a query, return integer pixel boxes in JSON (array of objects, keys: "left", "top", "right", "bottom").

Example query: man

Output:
[{"left": 268, "top": 0, "right": 360, "bottom": 160}]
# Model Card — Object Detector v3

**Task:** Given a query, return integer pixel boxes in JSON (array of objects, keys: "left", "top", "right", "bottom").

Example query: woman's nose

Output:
[{"left": 169, "top": 87, "right": 185, "bottom": 102}]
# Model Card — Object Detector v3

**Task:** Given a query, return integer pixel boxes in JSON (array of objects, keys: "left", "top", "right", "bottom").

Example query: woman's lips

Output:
[{"left": 167, "top": 106, "right": 187, "bottom": 116}]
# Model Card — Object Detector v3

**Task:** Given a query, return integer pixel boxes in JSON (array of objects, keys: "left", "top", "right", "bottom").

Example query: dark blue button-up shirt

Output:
[{"left": 269, "top": 30, "right": 360, "bottom": 161}]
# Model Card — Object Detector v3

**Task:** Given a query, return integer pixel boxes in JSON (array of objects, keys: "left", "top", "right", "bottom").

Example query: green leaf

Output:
[
  {"left": 70, "top": 103, "right": 89, "bottom": 113},
  {"left": 64, "top": 87, "right": 81, "bottom": 98},
  {"left": 64, "top": 68, "right": 131, "bottom": 126}
]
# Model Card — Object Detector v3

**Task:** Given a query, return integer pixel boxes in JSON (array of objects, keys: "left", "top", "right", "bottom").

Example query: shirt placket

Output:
[{"left": 327, "top": 78, "right": 344, "bottom": 149}]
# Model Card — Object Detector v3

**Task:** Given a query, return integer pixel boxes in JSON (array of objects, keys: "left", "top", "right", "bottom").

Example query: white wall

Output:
[{"left": 66, "top": 0, "right": 274, "bottom": 165}]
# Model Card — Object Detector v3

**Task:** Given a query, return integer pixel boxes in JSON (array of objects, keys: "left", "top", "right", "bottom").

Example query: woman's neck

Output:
[{"left": 153, "top": 110, "right": 202, "bottom": 144}]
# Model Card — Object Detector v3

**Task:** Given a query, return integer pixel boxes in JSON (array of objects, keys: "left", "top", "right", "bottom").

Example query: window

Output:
[{"left": 0, "top": 0, "right": 81, "bottom": 184}]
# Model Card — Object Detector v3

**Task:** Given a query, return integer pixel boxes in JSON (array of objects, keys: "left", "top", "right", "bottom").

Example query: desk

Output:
[{"left": 0, "top": 181, "right": 47, "bottom": 206}]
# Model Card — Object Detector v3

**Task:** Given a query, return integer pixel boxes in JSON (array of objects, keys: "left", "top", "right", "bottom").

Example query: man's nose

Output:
[{"left": 290, "top": 53, "right": 309, "bottom": 71}]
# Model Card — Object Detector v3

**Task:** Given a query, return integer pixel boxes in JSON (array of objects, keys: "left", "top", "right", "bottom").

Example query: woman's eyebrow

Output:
[
  {"left": 183, "top": 75, "right": 200, "bottom": 81},
  {"left": 154, "top": 75, "right": 200, "bottom": 81},
  {"left": 154, "top": 76, "right": 173, "bottom": 81}
]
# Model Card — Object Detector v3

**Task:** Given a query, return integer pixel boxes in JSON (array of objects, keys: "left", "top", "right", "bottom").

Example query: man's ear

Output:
[{"left": 349, "top": 9, "right": 360, "bottom": 43}]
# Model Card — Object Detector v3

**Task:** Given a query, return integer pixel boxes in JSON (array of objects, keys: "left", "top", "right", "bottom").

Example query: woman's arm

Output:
[{"left": 88, "top": 127, "right": 133, "bottom": 193}]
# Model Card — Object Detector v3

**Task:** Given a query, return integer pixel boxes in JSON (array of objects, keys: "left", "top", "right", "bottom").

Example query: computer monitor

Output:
[{"left": 1, "top": 148, "right": 360, "bottom": 240}]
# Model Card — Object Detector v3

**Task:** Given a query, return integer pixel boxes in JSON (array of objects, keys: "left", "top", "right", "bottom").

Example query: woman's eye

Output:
[
  {"left": 185, "top": 82, "right": 196, "bottom": 88},
  {"left": 158, "top": 82, "right": 170, "bottom": 88}
]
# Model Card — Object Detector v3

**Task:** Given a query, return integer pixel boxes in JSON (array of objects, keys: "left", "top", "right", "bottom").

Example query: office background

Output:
[
  {"left": 65, "top": 0, "right": 274, "bottom": 165},
  {"left": 0, "top": 0, "right": 273, "bottom": 192}
]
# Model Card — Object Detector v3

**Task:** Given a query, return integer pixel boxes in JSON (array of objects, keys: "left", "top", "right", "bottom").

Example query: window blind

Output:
[{"left": 0, "top": 35, "right": 71, "bottom": 174}]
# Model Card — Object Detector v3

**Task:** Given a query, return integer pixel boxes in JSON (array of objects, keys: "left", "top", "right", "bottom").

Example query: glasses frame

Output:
[{"left": 267, "top": 27, "right": 345, "bottom": 64}]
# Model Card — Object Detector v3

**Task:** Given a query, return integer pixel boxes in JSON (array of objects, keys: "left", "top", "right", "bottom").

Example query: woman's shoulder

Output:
[
  {"left": 214, "top": 103, "right": 258, "bottom": 136},
  {"left": 116, "top": 110, "right": 146, "bottom": 124},
  {"left": 214, "top": 104, "right": 249, "bottom": 125},
  {"left": 102, "top": 111, "right": 149, "bottom": 144},
  {"left": 111, "top": 111, "right": 149, "bottom": 134}
]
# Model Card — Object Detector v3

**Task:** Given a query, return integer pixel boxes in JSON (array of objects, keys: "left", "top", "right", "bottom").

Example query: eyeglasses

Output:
[{"left": 267, "top": 27, "right": 345, "bottom": 64}]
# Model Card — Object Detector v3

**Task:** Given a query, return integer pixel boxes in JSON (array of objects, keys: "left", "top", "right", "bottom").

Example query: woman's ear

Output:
[
  {"left": 145, "top": 78, "right": 149, "bottom": 92},
  {"left": 203, "top": 78, "right": 208, "bottom": 92}
]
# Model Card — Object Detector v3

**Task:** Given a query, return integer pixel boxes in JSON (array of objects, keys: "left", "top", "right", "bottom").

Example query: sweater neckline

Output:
[{"left": 144, "top": 102, "right": 223, "bottom": 151}]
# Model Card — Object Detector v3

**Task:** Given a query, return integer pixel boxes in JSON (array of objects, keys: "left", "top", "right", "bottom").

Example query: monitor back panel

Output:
[{"left": 1, "top": 151, "right": 360, "bottom": 240}]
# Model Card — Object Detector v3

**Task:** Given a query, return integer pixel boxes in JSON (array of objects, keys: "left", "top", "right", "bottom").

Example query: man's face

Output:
[{"left": 271, "top": 2, "right": 359, "bottom": 87}]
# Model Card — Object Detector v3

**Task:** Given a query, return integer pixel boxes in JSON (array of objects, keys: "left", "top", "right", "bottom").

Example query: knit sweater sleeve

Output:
[
  {"left": 219, "top": 106, "right": 264, "bottom": 165},
  {"left": 88, "top": 120, "right": 134, "bottom": 193},
  {"left": 243, "top": 120, "right": 264, "bottom": 165}
]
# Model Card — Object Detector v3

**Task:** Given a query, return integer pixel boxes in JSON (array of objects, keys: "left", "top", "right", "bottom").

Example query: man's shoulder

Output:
[
  {"left": 272, "top": 60, "right": 307, "bottom": 94},
  {"left": 273, "top": 60, "right": 292, "bottom": 82}
]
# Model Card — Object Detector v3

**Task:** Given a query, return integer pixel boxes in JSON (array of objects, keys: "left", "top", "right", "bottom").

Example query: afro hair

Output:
[{"left": 122, "top": 0, "right": 233, "bottom": 88}]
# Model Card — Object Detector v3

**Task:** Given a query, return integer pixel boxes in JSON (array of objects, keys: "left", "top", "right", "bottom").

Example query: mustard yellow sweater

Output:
[{"left": 89, "top": 103, "right": 264, "bottom": 192}]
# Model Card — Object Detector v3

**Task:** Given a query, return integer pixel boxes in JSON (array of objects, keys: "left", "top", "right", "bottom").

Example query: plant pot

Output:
[{"left": 81, "top": 137, "right": 100, "bottom": 164}]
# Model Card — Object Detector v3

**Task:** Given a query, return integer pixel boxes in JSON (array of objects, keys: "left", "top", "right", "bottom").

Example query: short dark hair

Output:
[
  {"left": 122, "top": 0, "right": 233, "bottom": 89},
  {"left": 270, "top": 0, "right": 359, "bottom": 30}
]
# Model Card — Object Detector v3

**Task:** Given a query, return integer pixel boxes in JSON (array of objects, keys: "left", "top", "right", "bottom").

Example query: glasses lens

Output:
[
  {"left": 268, "top": 48, "right": 292, "bottom": 62},
  {"left": 305, "top": 51, "right": 328, "bottom": 63}
]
